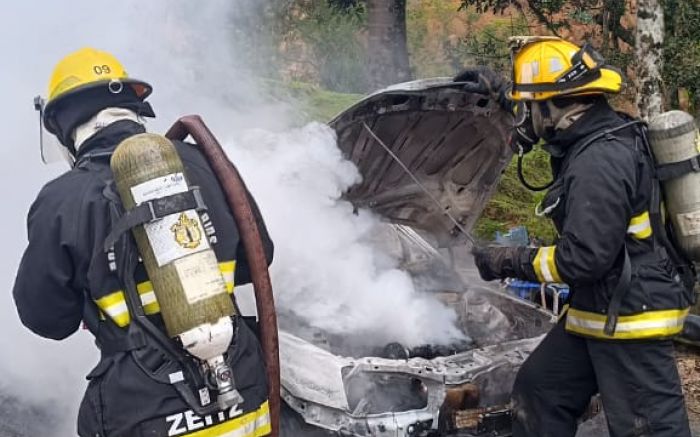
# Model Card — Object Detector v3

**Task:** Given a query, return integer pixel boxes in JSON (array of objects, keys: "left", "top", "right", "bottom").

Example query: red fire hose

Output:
[{"left": 166, "top": 115, "right": 280, "bottom": 437}]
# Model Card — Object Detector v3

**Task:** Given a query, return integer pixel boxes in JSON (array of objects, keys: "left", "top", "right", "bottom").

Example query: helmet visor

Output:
[{"left": 34, "top": 96, "right": 74, "bottom": 166}]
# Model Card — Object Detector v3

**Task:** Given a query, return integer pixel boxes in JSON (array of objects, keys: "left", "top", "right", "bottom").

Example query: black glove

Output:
[
  {"left": 472, "top": 245, "right": 535, "bottom": 282},
  {"left": 453, "top": 67, "right": 511, "bottom": 113}
]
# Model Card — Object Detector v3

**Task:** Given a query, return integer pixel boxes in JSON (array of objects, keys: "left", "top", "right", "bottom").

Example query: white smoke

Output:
[
  {"left": 0, "top": 1, "right": 463, "bottom": 436},
  {"left": 224, "top": 123, "right": 465, "bottom": 347}
]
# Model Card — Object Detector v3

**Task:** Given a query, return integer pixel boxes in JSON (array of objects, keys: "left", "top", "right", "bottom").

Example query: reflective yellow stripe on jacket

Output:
[
  {"left": 566, "top": 307, "right": 689, "bottom": 340},
  {"left": 95, "top": 261, "right": 236, "bottom": 328},
  {"left": 627, "top": 211, "right": 652, "bottom": 240},
  {"left": 532, "top": 211, "right": 651, "bottom": 284},
  {"left": 532, "top": 246, "right": 563, "bottom": 283},
  {"left": 181, "top": 400, "right": 271, "bottom": 437}
]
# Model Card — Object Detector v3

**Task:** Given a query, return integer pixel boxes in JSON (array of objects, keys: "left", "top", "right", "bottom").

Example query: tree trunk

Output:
[
  {"left": 678, "top": 88, "right": 690, "bottom": 112},
  {"left": 366, "top": 0, "right": 412, "bottom": 90},
  {"left": 635, "top": 0, "right": 665, "bottom": 120},
  {"left": 601, "top": 5, "right": 610, "bottom": 53}
]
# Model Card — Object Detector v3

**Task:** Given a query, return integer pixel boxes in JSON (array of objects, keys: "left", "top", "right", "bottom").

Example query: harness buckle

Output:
[
  {"left": 691, "top": 156, "right": 700, "bottom": 172},
  {"left": 191, "top": 186, "right": 208, "bottom": 211},
  {"left": 146, "top": 201, "right": 158, "bottom": 221}
]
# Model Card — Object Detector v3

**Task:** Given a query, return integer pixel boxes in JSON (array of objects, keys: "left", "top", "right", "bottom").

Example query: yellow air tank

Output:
[{"left": 111, "top": 132, "right": 242, "bottom": 409}]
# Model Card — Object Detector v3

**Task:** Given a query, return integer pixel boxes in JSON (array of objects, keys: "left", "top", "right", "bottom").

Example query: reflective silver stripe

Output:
[
  {"left": 539, "top": 246, "right": 555, "bottom": 282},
  {"left": 173, "top": 400, "right": 270, "bottom": 437},
  {"left": 567, "top": 314, "right": 685, "bottom": 332},
  {"left": 202, "top": 411, "right": 271, "bottom": 437},
  {"left": 140, "top": 291, "right": 157, "bottom": 306},
  {"left": 96, "top": 261, "right": 236, "bottom": 327},
  {"left": 627, "top": 212, "right": 652, "bottom": 239},
  {"left": 627, "top": 222, "right": 649, "bottom": 234},
  {"left": 566, "top": 307, "right": 689, "bottom": 339},
  {"left": 102, "top": 301, "right": 128, "bottom": 318},
  {"left": 255, "top": 412, "right": 271, "bottom": 428}
]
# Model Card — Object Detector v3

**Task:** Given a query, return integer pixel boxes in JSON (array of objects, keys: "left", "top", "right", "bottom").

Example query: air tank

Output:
[
  {"left": 111, "top": 132, "right": 242, "bottom": 409},
  {"left": 648, "top": 111, "right": 700, "bottom": 261}
]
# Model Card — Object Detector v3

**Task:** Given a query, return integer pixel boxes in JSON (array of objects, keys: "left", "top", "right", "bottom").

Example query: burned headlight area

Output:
[{"left": 342, "top": 367, "right": 429, "bottom": 415}]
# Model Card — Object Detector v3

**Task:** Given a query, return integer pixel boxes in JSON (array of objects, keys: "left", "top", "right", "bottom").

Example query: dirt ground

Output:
[
  {"left": 574, "top": 345, "right": 700, "bottom": 437},
  {"left": 677, "top": 345, "right": 700, "bottom": 434}
]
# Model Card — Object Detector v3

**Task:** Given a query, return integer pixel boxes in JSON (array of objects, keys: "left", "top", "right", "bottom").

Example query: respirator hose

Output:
[{"left": 517, "top": 148, "right": 553, "bottom": 192}]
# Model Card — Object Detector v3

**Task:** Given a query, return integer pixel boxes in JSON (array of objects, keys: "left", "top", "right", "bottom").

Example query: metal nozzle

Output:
[{"left": 211, "top": 359, "right": 244, "bottom": 410}]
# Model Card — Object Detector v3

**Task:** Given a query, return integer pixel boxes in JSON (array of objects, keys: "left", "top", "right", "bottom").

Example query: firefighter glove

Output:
[
  {"left": 472, "top": 245, "right": 534, "bottom": 282},
  {"left": 454, "top": 67, "right": 511, "bottom": 113}
]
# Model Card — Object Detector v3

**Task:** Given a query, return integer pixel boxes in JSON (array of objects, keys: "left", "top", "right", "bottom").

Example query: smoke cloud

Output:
[
  {"left": 1, "top": 1, "right": 463, "bottom": 435},
  {"left": 226, "top": 123, "right": 465, "bottom": 347}
]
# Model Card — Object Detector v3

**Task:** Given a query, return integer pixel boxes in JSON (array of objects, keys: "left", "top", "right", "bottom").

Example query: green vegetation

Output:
[
  {"left": 406, "top": 0, "right": 528, "bottom": 77},
  {"left": 458, "top": 0, "right": 700, "bottom": 113},
  {"left": 284, "top": 81, "right": 364, "bottom": 122},
  {"left": 474, "top": 148, "right": 557, "bottom": 242},
  {"left": 291, "top": 2, "right": 369, "bottom": 93},
  {"left": 663, "top": 0, "right": 700, "bottom": 110}
]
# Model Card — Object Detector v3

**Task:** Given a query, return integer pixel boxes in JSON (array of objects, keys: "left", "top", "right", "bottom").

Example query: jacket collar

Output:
[
  {"left": 74, "top": 120, "right": 147, "bottom": 164},
  {"left": 543, "top": 99, "right": 623, "bottom": 158}
]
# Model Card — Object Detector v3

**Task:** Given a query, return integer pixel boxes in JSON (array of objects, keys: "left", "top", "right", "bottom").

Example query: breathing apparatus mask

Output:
[
  {"left": 511, "top": 97, "right": 597, "bottom": 190},
  {"left": 512, "top": 101, "right": 538, "bottom": 155}
]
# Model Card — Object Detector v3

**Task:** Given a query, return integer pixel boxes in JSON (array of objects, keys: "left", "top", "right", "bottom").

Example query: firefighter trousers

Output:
[{"left": 511, "top": 318, "right": 691, "bottom": 437}]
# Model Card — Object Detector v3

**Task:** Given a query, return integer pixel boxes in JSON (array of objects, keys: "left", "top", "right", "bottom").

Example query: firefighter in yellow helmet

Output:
[
  {"left": 471, "top": 37, "right": 693, "bottom": 436},
  {"left": 13, "top": 48, "right": 274, "bottom": 436}
]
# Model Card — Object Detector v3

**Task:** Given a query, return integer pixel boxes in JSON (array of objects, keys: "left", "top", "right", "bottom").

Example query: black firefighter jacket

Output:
[
  {"left": 520, "top": 100, "right": 692, "bottom": 340},
  {"left": 13, "top": 121, "right": 274, "bottom": 437}
]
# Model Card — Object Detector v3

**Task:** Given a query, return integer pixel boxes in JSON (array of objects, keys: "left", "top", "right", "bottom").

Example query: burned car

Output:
[{"left": 277, "top": 78, "right": 557, "bottom": 436}]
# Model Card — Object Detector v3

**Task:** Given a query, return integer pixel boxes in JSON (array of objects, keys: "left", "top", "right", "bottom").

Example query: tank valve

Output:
[{"left": 210, "top": 356, "right": 244, "bottom": 409}]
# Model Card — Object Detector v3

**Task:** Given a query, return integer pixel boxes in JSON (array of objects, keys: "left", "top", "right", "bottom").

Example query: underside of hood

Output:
[{"left": 329, "top": 78, "right": 513, "bottom": 247}]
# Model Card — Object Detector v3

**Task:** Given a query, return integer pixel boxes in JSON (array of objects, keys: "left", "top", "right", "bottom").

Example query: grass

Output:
[
  {"left": 474, "top": 148, "right": 557, "bottom": 243},
  {"left": 269, "top": 80, "right": 364, "bottom": 123}
]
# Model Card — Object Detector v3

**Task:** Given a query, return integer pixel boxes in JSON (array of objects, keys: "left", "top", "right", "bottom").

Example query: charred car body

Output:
[{"left": 278, "top": 79, "right": 557, "bottom": 436}]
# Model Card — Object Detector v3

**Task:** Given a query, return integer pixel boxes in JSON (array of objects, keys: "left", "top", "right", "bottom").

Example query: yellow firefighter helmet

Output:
[
  {"left": 43, "top": 48, "right": 152, "bottom": 132},
  {"left": 508, "top": 36, "right": 623, "bottom": 101},
  {"left": 46, "top": 47, "right": 151, "bottom": 103}
]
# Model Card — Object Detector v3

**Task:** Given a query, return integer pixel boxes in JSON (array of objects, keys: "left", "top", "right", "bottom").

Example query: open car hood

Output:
[{"left": 329, "top": 78, "right": 513, "bottom": 247}]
